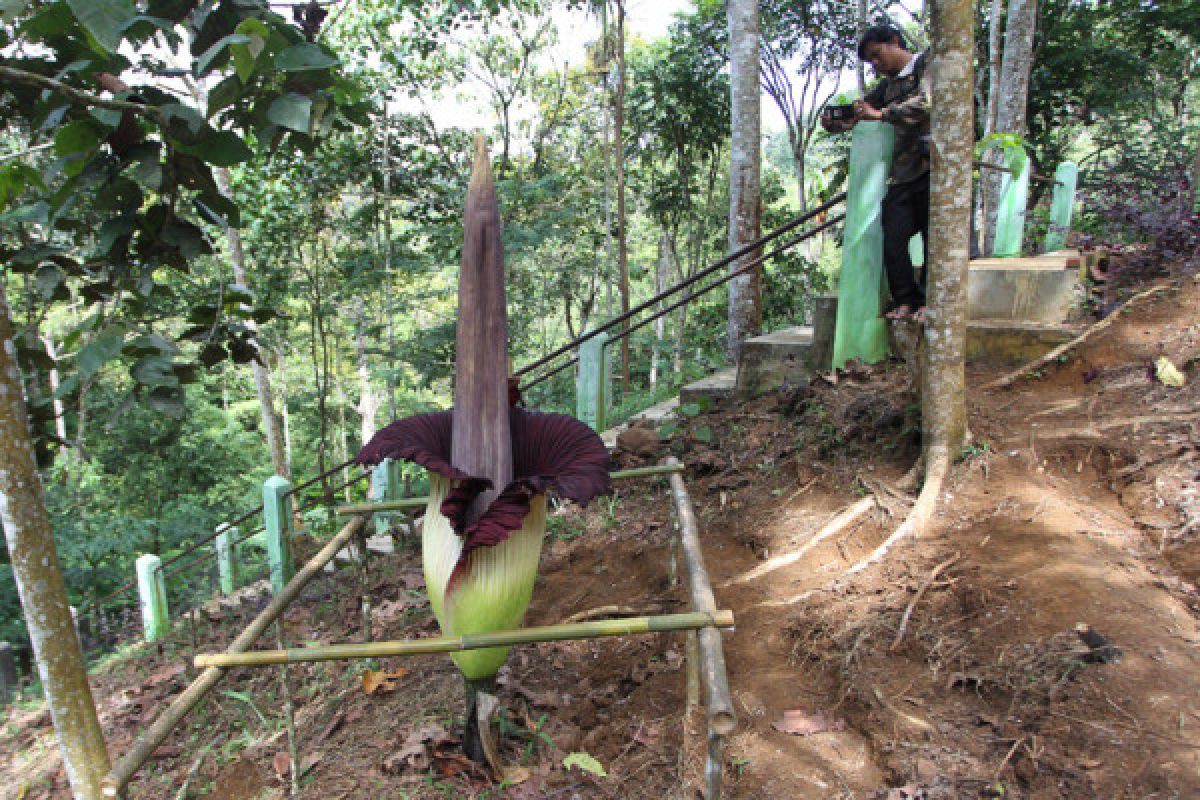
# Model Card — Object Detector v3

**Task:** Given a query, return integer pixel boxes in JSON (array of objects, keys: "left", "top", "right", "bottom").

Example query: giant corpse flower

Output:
[{"left": 355, "top": 134, "right": 611, "bottom": 759}]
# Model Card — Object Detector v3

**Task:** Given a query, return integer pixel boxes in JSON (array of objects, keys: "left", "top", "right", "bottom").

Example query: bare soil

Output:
[{"left": 4, "top": 276, "right": 1199, "bottom": 800}]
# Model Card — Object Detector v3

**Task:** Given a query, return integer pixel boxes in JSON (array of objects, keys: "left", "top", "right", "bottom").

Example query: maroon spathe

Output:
[{"left": 356, "top": 408, "right": 612, "bottom": 558}]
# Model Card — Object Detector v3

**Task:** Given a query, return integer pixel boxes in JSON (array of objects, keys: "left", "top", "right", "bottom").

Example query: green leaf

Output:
[
  {"left": 33, "top": 264, "right": 65, "bottom": 298},
  {"left": 207, "top": 74, "right": 242, "bottom": 116},
  {"left": 196, "top": 32, "right": 251, "bottom": 75},
  {"left": 65, "top": 0, "right": 135, "bottom": 53},
  {"left": 76, "top": 324, "right": 127, "bottom": 380},
  {"left": 0, "top": 163, "right": 43, "bottom": 211},
  {"left": 177, "top": 130, "right": 253, "bottom": 166},
  {"left": 693, "top": 426, "right": 713, "bottom": 444},
  {"left": 231, "top": 17, "right": 269, "bottom": 82},
  {"left": 54, "top": 119, "right": 105, "bottom": 156},
  {"left": 131, "top": 355, "right": 178, "bottom": 387},
  {"left": 562, "top": 752, "right": 606, "bottom": 777},
  {"left": 680, "top": 402, "right": 701, "bottom": 418},
  {"left": 275, "top": 43, "right": 339, "bottom": 72},
  {"left": 267, "top": 93, "right": 312, "bottom": 133},
  {"left": 125, "top": 333, "right": 180, "bottom": 357}
]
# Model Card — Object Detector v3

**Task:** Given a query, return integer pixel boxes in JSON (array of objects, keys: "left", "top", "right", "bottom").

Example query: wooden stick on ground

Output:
[
  {"left": 890, "top": 551, "right": 960, "bottom": 651},
  {"left": 984, "top": 284, "right": 1171, "bottom": 390}
]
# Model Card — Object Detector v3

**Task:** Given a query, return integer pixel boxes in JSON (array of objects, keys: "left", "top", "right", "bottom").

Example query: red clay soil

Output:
[{"left": 3, "top": 276, "right": 1199, "bottom": 800}]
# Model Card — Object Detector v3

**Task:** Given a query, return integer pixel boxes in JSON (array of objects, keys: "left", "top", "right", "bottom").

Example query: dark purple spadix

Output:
[{"left": 452, "top": 133, "right": 512, "bottom": 526}]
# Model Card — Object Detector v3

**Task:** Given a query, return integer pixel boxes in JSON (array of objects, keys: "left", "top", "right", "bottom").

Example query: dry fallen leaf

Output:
[
  {"left": 772, "top": 708, "right": 846, "bottom": 736},
  {"left": 362, "top": 668, "right": 410, "bottom": 695},
  {"left": 1155, "top": 356, "right": 1186, "bottom": 387},
  {"left": 272, "top": 750, "right": 291, "bottom": 778}
]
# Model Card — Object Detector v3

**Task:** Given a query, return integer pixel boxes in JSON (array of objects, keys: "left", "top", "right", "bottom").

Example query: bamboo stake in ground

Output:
[{"left": 665, "top": 458, "right": 736, "bottom": 736}]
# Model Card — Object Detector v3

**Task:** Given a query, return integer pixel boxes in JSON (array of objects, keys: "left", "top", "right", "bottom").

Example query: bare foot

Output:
[
  {"left": 885, "top": 305, "right": 913, "bottom": 320},
  {"left": 913, "top": 306, "right": 928, "bottom": 323}
]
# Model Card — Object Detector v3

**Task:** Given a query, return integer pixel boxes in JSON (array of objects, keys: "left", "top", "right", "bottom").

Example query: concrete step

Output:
[
  {"left": 599, "top": 395, "right": 680, "bottom": 449},
  {"left": 967, "top": 252, "right": 1082, "bottom": 323},
  {"left": 966, "top": 319, "right": 1080, "bottom": 363},
  {"left": 735, "top": 325, "right": 815, "bottom": 397},
  {"left": 679, "top": 367, "right": 737, "bottom": 407}
]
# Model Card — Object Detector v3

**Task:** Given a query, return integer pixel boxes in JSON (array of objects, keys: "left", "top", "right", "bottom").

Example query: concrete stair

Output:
[{"left": 677, "top": 250, "right": 1085, "bottom": 402}]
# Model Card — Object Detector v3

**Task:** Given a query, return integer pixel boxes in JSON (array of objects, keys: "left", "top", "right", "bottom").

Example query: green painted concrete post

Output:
[
  {"left": 370, "top": 457, "right": 403, "bottom": 537},
  {"left": 576, "top": 332, "right": 610, "bottom": 431},
  {"left": 1043, "top": 161, "right": 1078, "bottom": 252},
  {"left": 832, "top": 121, "right": 893, "bottom": 369},
  {"left": 992, "top": 144, "right": 1031, "bottom": 257},
  {"left": 262, "top": 476, "right": 294, "bottom": 593},
  {"left": 215, "top": 524, "right": 238, "bottom": 595},
  {"left": 135, "top": 554, "right": 169, "bottom": 643}
]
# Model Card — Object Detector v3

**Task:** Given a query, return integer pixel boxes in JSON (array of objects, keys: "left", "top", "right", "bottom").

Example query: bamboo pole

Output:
[
  {"left": 193, "top": 610, "right": 734, "bottom": 668},
  {"left": 102, "top": 514, "right": 370, "bottom": 797},
  {"left": 334, "top": 464, "right": 687, "bottom": 517},
  {"left": 665, "top": 458, "right": 736, "bottom": 737}
]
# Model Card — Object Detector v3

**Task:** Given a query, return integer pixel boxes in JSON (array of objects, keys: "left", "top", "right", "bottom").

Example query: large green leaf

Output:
[
  {"left": 177, "top": 130, "right": 253, "bottom": 166},
  {"left": 54, "top": 119, "right": 105, "bottom": 156},
  {"left": 275, "top": 43, "right": 339, "bottom": 72},
  {"left": 197, "top": 32, "right": 251, "bottom": 75},
  {"left": 76, "top": 324, "right": 127, "bottom": 380},
  {"left": 231, "top": 18, "right": 270, "bottom": 82},
  {"left": 267, "top": 93, "right": 312, "bottom": 133},
  {"left": 65, "top": 0, "right": 135, "bottom": 53},
  {"left": 131, "top": 355, "right": 179, "bottom": 387}
]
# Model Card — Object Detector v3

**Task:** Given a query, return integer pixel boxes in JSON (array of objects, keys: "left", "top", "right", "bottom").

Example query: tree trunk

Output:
[
  {"left": 984, "top": 0, "right": 1005, "bottom": 136},
  {"left": 40, "top": 335, "right": 67, "bottom": 445},
  {"left": 353, "top": 298, "right": 381, "bottom": 447},
  {"left": 650, "top": 233, "right": 670, "bottom": 389},
  {"left": 0, "top": 282, "right": 110, "bottom": 798},
  {"left": 984, "top": 0, "right": 1037, "bottom": 250},
  {"left": 726, "top": 0, "right": 763, "bottom": 364},
  {"left": 924, "top": 0, "right": 974, "bottom": 462},
  {"left": 215, "top": 167, "right": 290, "bottom": 480},
  {"left": 613, "top": 0, "right": 632, "bottom": 391}
]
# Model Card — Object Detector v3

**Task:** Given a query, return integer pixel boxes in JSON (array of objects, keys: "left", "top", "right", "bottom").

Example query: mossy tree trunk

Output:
[
  {"left": 0, "top": 281, "right": 110, "bottom": 798},
  {"left": 924, "top": 0, "right": 975, "bottom": 462}
]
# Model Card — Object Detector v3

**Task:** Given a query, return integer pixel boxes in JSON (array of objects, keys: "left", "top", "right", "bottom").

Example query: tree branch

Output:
[{"left": 0, "top": 66, "right": 160, "bottom": 119}]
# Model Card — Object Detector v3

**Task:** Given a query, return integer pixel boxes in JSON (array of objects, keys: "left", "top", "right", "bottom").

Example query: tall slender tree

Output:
[
  {"left": 0, "top": 285, "right": 110, "bottom": 799},
  {"left": 726, "top": 0, "right": 763, "bottom": 363}
]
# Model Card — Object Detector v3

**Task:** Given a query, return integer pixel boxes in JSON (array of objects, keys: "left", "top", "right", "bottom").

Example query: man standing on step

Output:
[{"left": 823, "top": 25, "right": 931, "bottom": 321}]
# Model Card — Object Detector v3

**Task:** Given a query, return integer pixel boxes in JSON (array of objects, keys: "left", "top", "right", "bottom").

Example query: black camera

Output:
[{"left": 824, "top": 103, "right": 856, "bottom": 122}]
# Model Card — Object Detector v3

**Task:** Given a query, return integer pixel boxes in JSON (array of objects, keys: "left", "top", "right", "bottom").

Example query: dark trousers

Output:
[{"left": 881, "top": 174, "right": 930, "bottom": 309}]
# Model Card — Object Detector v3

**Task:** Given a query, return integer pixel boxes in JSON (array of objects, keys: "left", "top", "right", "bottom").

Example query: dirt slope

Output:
[{"left": 3, "top": 277, "right": 1198, "bottom": 800}]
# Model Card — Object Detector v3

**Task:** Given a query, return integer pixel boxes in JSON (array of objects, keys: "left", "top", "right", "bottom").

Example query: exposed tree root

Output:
[
  {"left": 889, "top": 550, "right": 960, "bottom": 651},
  {"left": 1036, "top": 412, "right": 1200, "bottom": 442},
  {"left": 844, "top": 447, "right": 950, "bottom": 578},
  {"left": 720, "top": 496, "right": 876, "bottom": 588},
  {"left": 984, "top": 284, "right": 1172, "bottom": 391},
  {"left": 562, "top": 604, "right": 664, "bottom": 624}
]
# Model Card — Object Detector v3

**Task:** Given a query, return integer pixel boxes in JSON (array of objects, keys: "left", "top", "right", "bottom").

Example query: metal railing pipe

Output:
[
  {"left": 514, "top": 193, "right": 846, "bottom": 379},
  {"left": 521, "top": 213, "right": 845, "bottom": 391}
]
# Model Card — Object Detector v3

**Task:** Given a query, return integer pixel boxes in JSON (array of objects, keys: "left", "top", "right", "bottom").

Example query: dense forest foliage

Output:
[{"left": 0, "top": 0, "right": 1197, "bottom": 656}]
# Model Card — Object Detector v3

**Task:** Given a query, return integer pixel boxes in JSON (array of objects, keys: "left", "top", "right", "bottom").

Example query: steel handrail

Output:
[
  {"left": 513, "top": 193, "right": 846, "bottom": 380},
  {"left": 521, "top": 211, "right": 845, "bottom": 391}
]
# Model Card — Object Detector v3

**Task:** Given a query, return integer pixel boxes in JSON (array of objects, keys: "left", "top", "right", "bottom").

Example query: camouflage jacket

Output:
[{"left": 860, "top": 52, "right": 931, "bottom": 185}]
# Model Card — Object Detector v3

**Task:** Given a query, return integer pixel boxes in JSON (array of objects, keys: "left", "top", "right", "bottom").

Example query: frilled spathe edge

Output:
[{"left": 355, "top": 408, "right": 612, "bottom": 555}]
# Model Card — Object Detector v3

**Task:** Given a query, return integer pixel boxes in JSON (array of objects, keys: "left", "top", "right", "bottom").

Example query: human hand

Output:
[{"left": 853, "top": 100, "right": 883, "bottom": 121}]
